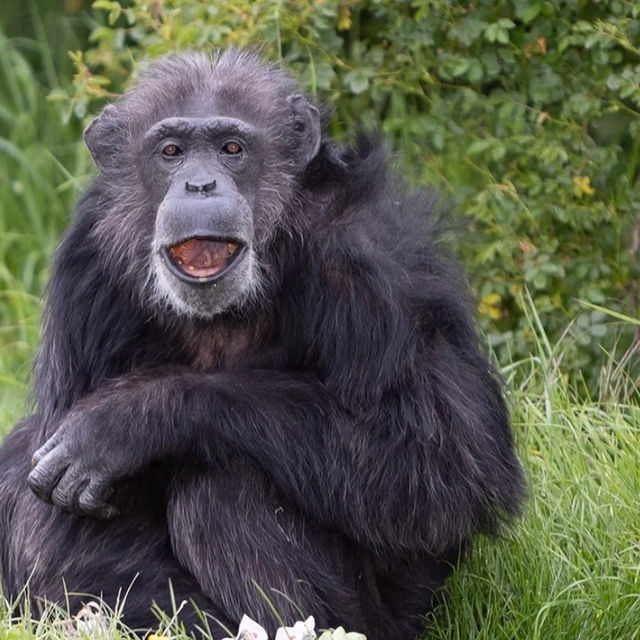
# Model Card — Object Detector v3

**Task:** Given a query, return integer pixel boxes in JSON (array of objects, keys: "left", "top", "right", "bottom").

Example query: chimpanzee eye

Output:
[
  {"left": 221, "top": 141, "right": 243, "bottom": 155},
  {"left": 162, "top": 143, "right": 182, "bottom": 158}
]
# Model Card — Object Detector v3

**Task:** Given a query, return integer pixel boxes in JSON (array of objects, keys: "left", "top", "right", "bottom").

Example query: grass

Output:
[
  {"left": 0, "top": 13, "right": 639, "bottom": 640},
  {"left": 424, "top": 306, "right": 639, "bottom": 639},
  {"left": 0, "top": 10, "right": 91, "bottom": 429},
  {"left": 428, "top": 367, "right": 640, "bottom": 639}
]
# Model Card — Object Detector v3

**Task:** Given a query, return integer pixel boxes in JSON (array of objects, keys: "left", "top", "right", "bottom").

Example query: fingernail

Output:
[{"left": 103, "top": 505, "right": 120, "bottom": 519}]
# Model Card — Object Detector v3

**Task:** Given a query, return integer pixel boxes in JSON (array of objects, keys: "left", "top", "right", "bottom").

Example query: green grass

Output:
[
  {"left": 427, "top": 372, "right": 640, "bottom": 639},
  {"left": 424, "top": 305, "right": 640, "bottom": 639},
  {"left": 0, "top": 14, "right": 91, "bottom": 429},
  {"left": 0, "top": 14, "right": 639, "bottom": 640}
]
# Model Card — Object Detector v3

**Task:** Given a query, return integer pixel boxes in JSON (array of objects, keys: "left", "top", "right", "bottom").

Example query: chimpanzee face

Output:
[{"left": 140, "top": 114, "right": 264, "bottom": 317}]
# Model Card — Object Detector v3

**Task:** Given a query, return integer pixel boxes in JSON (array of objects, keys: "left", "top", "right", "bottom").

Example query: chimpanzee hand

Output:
[
  {"left": 26, "top": 370, "right": 221, "bottom": 518},
  {"left": 27, "top": 406, "right": 131, "bottom": 519}
]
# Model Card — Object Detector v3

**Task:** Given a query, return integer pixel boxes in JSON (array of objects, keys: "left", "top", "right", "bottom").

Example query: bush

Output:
[{"left": 60, "top": 0, "right": 640, "bottom": 391}]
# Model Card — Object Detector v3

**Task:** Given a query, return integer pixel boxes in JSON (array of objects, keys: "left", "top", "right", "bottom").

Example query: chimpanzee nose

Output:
[{"left": 185, "top": 180, "right": 217, "bottom": 195}]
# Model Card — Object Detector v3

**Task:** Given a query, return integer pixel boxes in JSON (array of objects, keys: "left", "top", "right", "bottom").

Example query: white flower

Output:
[
  {"left": 221, "top": 615, "right": 269, "bottom": 640},
  {"left": 274, "top": 616, "right": 316, "bottom": 640},
  {"left": 317, "top": 628, "right": 367, "bottom": 640},
  {"left": 73, "top": 601, "right": 110, "bottom": 638},
  {"left": 220, "top": 615, "right": 365, "bottom": 640}
]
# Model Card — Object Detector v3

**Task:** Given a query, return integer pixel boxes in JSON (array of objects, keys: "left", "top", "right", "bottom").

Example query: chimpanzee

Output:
[{"left": 0, "top": 49, "right": 524, "bottom": 639}]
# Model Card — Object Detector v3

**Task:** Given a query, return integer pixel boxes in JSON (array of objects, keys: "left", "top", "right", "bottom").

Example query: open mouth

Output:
[{"left": 163, "top": 237, "right": 246, "bottom": 282}]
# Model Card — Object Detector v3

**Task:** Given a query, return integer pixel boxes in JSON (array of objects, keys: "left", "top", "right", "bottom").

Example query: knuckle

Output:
[
  {"left": 33, "top": 442, "right": 52, "bottom": 461},
  {"left": 51, "top": 485, "right": 70, "bottom": 508},
  {"left": 78, "top": 480, "right": 117, "bottom": 519},
  {"left": 27, "top": 469, "right": 51, "bottom": 498},
  {"left": 26, "top": 470, "right": 43, "bottom": 491},
  {"left": 27, "top": 454, "right": 73, "bottom": 500},
  {"left": 77, "top": 490, "right": 99, "bottom": 512}
]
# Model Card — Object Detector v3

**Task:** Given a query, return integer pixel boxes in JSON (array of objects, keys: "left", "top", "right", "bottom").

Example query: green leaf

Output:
[
  {"left": 92, "top": 0, "right": 120, "bottom": 9},
  {"left": 533, "top": 272, "right": 548, "bottom": 289},
  {"left": 491, "top": 144, "right": 506, "bottom": 161},
  {"left": 344, "top": 70, "right": 370, "bottom": 94},
  {"left": 484, "top": 21, "right": 513, "bottom": 44},
  {"left": 467, "top": 60, "right": 484, "bottom": 83},
  {"left": 522, "top": 3, "right": 542, "bottom": 23},
  {"left": 108, "top": 6, "right": 122, "bottom": 25},
  {"left": 468, "top": 139, "right": 493, "bottom": 156}
]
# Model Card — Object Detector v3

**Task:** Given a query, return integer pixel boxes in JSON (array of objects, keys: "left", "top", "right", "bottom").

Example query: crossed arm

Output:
[{"left": 28, "top": 336, "right": 519, "bottom": 557}]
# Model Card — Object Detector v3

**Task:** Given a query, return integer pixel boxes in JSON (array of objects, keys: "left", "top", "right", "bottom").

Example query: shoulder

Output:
[
  {"left": 303, "top": 135, "right": 464, "bottom": 300},
  {"left": 299, "top": 135, "right": 478, "bottom": 352},
  {"left": 306, "top": 135, "right": 445, "bottom": 263}
]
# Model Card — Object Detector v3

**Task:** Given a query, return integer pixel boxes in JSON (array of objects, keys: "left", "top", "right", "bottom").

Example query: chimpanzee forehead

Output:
[
  {"left": 180, "top": 82, "right": 285, "bottom": 127},
  {"left": 180, "top": 90, "right": 223, "bottom": 118}
]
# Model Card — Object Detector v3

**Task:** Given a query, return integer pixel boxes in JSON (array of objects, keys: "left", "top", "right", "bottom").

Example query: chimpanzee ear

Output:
[
  {"left": 287, "top": 94, "right": 321, "bottom": 166},
  {"left": 83, "top": 104, "right": 122, "bottom": 171}
]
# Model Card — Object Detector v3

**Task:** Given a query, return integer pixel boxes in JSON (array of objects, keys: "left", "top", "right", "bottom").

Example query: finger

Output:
[
  {"left": 27, "top": 449, "right": 69, "bottom": 503},
  {"left": 77, "top": 480, "right": 118, "bottom": 520},
  {"left": 31, "top": 432, "right": 63, "bottom": 467},
  {"left": 51, "top": 470, "right": 88, "bottom": 512}
]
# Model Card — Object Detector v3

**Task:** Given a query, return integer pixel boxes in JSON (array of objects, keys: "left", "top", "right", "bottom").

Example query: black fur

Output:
[{"left": 0, "top": 50, "right": 524, "bottom": 639}]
